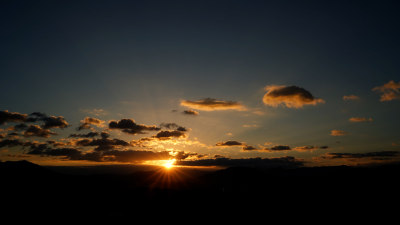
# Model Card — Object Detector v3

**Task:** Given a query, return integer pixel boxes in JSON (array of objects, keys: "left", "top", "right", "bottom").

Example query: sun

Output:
[{"left": 163, "top": 159, "right": 176, "bottom": 169}]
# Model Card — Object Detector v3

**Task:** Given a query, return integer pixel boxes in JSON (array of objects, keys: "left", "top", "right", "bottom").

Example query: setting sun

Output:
[{"left": 163, "top": 159, "right": 176, "bottom": 169}]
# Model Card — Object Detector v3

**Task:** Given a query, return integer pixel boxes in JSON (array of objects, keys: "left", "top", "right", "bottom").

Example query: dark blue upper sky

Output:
[{"left": 1, "top": 0, "right": 399, "bottom": 165}]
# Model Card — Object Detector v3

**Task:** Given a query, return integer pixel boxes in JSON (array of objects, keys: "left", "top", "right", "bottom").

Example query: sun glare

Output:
[{"left": 163, "top": 159, "right": 176, "bottom": 169}]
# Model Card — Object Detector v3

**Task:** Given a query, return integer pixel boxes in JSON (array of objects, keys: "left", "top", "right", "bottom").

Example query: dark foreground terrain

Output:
[{"left": 1, "top": 160, "right": 399, "bottom": 220}]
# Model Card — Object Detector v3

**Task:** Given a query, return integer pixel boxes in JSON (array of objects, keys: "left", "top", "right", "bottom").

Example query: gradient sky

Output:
[{"left": 1, "top": 0, "right": 400, "bottom": 166}]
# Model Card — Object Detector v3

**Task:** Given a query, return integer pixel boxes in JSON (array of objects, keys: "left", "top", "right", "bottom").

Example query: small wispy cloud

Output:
[
  {"left": 343, "top": 95, "right": 360, "bottom": 101},
  {"left": 349, "top": 117, "right": 373, "bottom": 123},
  {"left": 330, "top": 130, "right": 348, "bottom": 136},
  {"left": 372, "top": 80, "right": 400, "bottom": 101},
  {"left": 242, "top": 124, "right": 259, "bottom": 128},
  {"left": 182, "top": 110, "right": 199, "bottom": 116}
]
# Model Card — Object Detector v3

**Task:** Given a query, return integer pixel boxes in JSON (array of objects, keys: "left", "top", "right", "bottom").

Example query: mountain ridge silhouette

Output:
[{"left": 1, "top": 160, "right": 399, "bottom": 219}]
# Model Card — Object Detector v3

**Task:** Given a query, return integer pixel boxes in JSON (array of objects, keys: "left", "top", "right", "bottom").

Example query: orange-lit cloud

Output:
[
  {"left": 180, "top": 98, "right": 247, "bottom": 111},
  {"left": 343, "top": 95, "right": 360, "bottom": 101},
  {"left": 263, "top": 85, "right": 325, "bottom": 108},
  {"left": 78, "top": 117, "right": 105, "bottom": 130},
  {"left": 242, "top": 144, "right": 328, "bottom": 152},
  {"left": 23, "top": 125, "right": 56, "bottom": 138},
  {"left": 264, "top": 145, "right": 291, "bottom": 151},
  {"left": 160, "top": 123, "right": 187, "bottom": 132},
  {"left": 0, "top": 110, "right": 196, "bottom": 164},
  {"left": 216, "top": 140, "right": 244, "bottom": 147},
  {"left": 27, "top": 112, "right": 69, "bottom": 129},
  {"left": 108, "top": 119, "right": 160, "bottom": 135},
  {"left": 242, "top": 145, "right": 257, "bottom": 150},
  {"left": 74, "top": 136, "right": 130, "bottom": 151},
  {"left": 102, "top": 150, "right": 171, "bottom": 162},
  {"left": 0, "top": 111, "right": 69, "bottom": 130},
  {"left": 182, "top": 110, "right": 199, "bottom": 115},
  {"left": 242, "top": 144, "right": 291, "bottom": 152},
  {"left": 349, "top": 117, "right": 373, "bottom": 123},
  {"left": 293, "top": 145, "right": 318, "bottom": 151},
  {"left": 216, "top": 140, "right": 266, "bottom": 152},
  {"left": 330, "top": 130, "right": 348, "bottom": 136},
  {"left": 153, "top": 130, "right": 187, "bottom": 140},
  {"left": 295, "top": 145, "right": 329, "bottom": 151},
  {"left": 0, "top": 110, "right": 27, "bottom": 125},
  {"left": 372, "top": 80, "right": 400, "bottom": 101}
]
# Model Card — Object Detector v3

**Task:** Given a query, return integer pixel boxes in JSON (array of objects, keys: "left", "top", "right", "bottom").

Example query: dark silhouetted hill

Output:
[{"left": 1, "top": 160, "right": 399, "bottom": 220}]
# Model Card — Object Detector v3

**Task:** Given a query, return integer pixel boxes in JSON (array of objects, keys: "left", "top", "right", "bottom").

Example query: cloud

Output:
[
  {"left": 28, "top": 112, "right": 69, "bottom": 129},
  {"left": 0, "top": 110, "right": 27, "bottom": 125},
  {"left": 102, "top": 150, "right": 171, "bottom": 162},
  {"left": 242, "top": 144, "right": 328, "bottom": 152},
  {"left": 265, "top": 145, "right": 291, "bottom": 151},
  {"left": 182, "top": 110, "right": 199, "bottom": 116},
  {"left": 0, "top": 112, "right": 188, "bottom": 163},
  {"left": 11, "top": 123, "right": 28, "bottom": 131},
  {"left": 0, "top": 139, "right": 25, "bottom": 148},
  {"left": 176, "top": 156, "right": 304, "bottom": 168},
  {"left": 75, "top": 136, "right": 130, "bottom": 151},
  {"left": 17, "top": 135, "right": 172, "bottom": 162},
  {"left": 149, "top": 123, "right": 190, "bottom": 140},
  {"left": 320, "top": 151, "right": 400, "bottom": 162},
  {"left": 343, "top": 95, "right": 360, "bottom": 101},
  {"left": 42, "top": 116, "right": 69, "bottom": 129},
  {"left": 0, "top": 111, "right": 68, "bottom": 138},
  {"left": 0, "top": 139, "right": 69, "bottom": 158},
  {"left": 28, "top": 147, "right": 83, "bottom": 160},
  {"left": 216, "top": 140, "right": 244, "bottom": 147},
  {"left": 172, "top": 151, "right": 200, "bottom": 160},
  {"left": 69, "top": 132, "right": 99, "bottom": 138},
  {"left": 241, "top": 144, "right": 292, "bottom": 152},
  {"left": 262, "top": 85, "right": 325, "bottom": 108},
  {"left": 25, "top": 142, "right": 103, "bottom": 161},
  {"left": 153, "top": 130, "right": 187, "bottom": 140},
  {"left": 108, "top": 119, "right": 160, "bottom": 135},
  {"left": 293, "top": 145, "right": 329, "bottom": 152},
  {"left": 216, "top": 141, "right": 270, "bottom": 152},
  {"left": 25, "top": 141, "right": 171, "bottom": 162},
  {"left": 46, "top": 140, "right": 71, "bottom": 147},
  {"left": 78, "top": 117, "right": 105, "bottom": 130},
  {"left": 160, "top": 123, "right": 188, "bottom": 132},
  {"left": 23, "top": 125, "right": 57, "bottom": 138},
  {"left": 349, "top": 117, "right": 373, "bottom": 123},
  {"left": 330, "top": 130, "right": 348, "bottom": 136},
  {"left": 0, "top": 112, "right": 69, "bottom": 138},
  {"left": 242, "top": 145, "right": 257, "bottom": 151},
  {"left": 180, "top": 98, "right": 246, "bottom": 111},
  {"left": 372, "top": 80, "right": 400, "bottom": 101}
]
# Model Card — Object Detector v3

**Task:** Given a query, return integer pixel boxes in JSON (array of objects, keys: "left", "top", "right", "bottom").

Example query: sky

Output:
[{"left": 1, "top": 0, "right": 400, "bottom": 167}]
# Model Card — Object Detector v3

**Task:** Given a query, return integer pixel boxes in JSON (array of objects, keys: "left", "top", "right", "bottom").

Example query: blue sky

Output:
[{"left": 1, "top": 0, "right": 399, "bottom": 166}]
